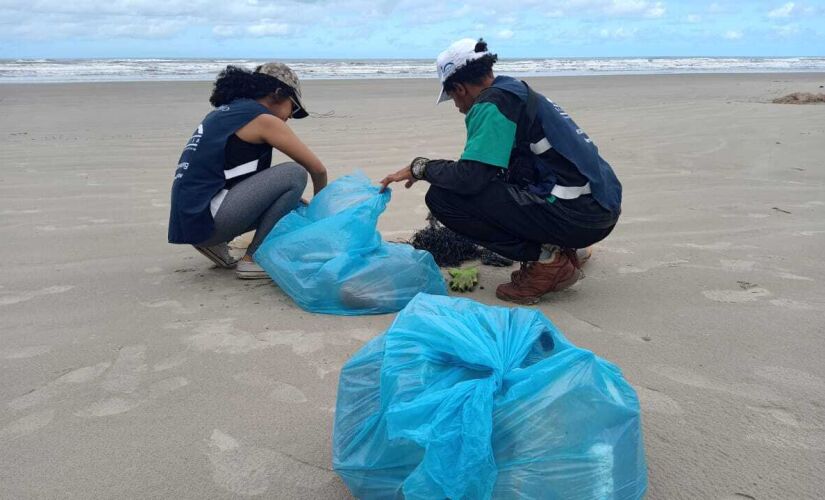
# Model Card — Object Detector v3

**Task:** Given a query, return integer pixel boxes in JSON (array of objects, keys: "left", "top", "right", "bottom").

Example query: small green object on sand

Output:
[{"left": 448, "top": 267, "right": 479, "bottom": 292}]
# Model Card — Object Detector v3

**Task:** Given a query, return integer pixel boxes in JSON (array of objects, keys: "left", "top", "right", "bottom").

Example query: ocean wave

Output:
[{"left": 1, "top": 57, "right": 823, "bottom": 83}]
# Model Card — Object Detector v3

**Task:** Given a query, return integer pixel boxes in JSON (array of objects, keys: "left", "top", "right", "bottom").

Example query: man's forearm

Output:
[{"left": 422, "top": 159, "right": 501, "bottom": 195}]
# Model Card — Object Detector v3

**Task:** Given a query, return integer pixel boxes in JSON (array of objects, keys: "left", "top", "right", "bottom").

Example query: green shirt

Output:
[{"left": 459, "top": 100, "right": 517, "bottom": 169}]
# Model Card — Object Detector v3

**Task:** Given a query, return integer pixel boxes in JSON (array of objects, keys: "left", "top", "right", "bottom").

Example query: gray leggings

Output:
[{"left": 199, "top": 162, "right": 308, "bottom": 255}]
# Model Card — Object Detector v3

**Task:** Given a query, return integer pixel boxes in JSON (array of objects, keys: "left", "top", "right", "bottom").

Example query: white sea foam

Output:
[{"left": 1, "top": 57, "right": 824, "bottom": 83}]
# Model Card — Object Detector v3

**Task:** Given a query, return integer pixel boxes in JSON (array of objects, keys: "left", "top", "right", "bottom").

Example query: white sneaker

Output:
[
  {"left": 236, "top": 260, "right": 269, "bottom": 280},
  {"left": 193, "top": 243, "right": 238, "bottom": 269},
  {"left": 575, "top": 247, "right": 593, "bottom": 267}
]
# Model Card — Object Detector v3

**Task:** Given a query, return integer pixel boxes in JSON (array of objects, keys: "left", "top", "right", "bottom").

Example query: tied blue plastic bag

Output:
[
  {"left": 254, "top": 172, "right": 447, "bottom": 315},
  {"left": 333, "top": 294, "right": 647, "bottom": 499}
]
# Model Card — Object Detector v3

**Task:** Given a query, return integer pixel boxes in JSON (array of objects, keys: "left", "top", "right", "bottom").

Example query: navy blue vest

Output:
[
  {"left": 492, "top": 76, "right": 622, "bottom": 213},
  {"left": 168, "top": 99, "right": 270, "bottom": 244}
]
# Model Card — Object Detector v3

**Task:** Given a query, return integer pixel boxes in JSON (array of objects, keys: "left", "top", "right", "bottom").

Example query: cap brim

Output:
[
  {"left": 436, "top": 85, "right": 450, "bottom": 104},
  {"left": 292, "top": 95, "right": 309, "bottom": 119}
]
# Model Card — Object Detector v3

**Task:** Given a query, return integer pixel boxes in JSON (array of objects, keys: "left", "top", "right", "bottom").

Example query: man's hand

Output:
[{"left": 379, "top": 165, "right": 417, "bottom": 193}]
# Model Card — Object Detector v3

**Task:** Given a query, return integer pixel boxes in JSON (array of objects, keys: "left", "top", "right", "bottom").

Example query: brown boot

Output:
[
  {"left": 496, "top": 251, "right": 582, "bottom": 305},
  {"left": 510, "top": 247, "right": 589, "bottom": 282}
]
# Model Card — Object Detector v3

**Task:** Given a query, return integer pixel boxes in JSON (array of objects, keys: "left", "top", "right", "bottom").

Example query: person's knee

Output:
[
  {"left": 424, "top": 185, "right": 449, "bottom": 214},
  {"left": 276, "top": 162, "right": 308, "bottom": 191}
]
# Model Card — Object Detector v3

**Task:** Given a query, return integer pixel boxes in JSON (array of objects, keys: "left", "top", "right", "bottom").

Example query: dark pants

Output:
[{"left": 425, "top": 181, "right": 617, "bottom": 262}]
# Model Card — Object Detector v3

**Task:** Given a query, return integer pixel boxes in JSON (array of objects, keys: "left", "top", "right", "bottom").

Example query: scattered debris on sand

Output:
[
  {"left": 772, "top": 92, "right": 825, "bottom": 104},
  {"left": 410, "top": 213, "right": 513, "bottom": 267}
]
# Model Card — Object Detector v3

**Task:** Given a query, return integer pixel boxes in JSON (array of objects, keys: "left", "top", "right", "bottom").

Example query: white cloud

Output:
[
  {"left": 599, "top": 26, "right": 638, "bottom": 39},
  {"left": 774, "top": 23, "right": 800, "bottom": 37},
  {"left": 768, "top": 2, "right": 795, "bottom": 18},
  {"left": 246, "top": 22, "right": 291, "bottom": 37},
  {"left": 604, "top": 0, "right": 648, "bottom": 15},
  {"left": 686, "top": 14, "right": 701, "bottom": 23},
  {"left": 644, "top": 2, "right": 665, "bottom": 18},
  {"left": 497, "top": 29, "right": 514, "bottom": 39},
  {"left": 212, "top": 25, "right": 238, "bottom": 38},
  {"left": 723, "top": 30, "right": 743, "bottom": 40},
  {"left": 99, "top": 21, "right": 186, "bottom": 38},
  {"left": 542, "top": 0, "right": 668, "bottom": 19}
]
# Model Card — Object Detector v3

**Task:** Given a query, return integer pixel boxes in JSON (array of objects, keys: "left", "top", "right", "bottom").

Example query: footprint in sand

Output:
[
  {"left": 233, "top": 372, "right": 308, "bottom": 403},
  {"left": 754, "top": 366, "right": 825, "bottom": 394},
  {"left": 719, "top": 259, "right": 756, "bottom": 272},
  {"left": 649, "top": 365, "right": 781, "bottom": 403},
  {"left": 550, "top": 309, "right": 647, "bottom": 344},
  {"left": 75, "top": 377, "right": 190, "bottom": 418},
  {"left": 0, "top": 209, "right": 41, "bottom": 215},
  {"left": 152, "top": 352, "right": 189, "bottom": 372},
  {"left": 73, "top": 345, "right": 189, "bottom": 418},
  {"left": 634, "top": 387, "right": 683, "bottom": 416},
  {"left": 674, "top": 242, "right": 757, "bottom": 251},
  {"left": 0, "top": 285, "right": 74, "bottom": 306},
  {"left": 774, "top": 272, "right": 814, "bottom": 282},
  {"left": 745, "top": 404, "right": 825, "bottom": 451},
  {"left": 618, "top": 259, "right": 688, "bottom": 274},
  {"left": 599, "top": 246, "right": 633, "bottom": 254},
  {"left": 206, "top": 430, "right": 332, "bottom": 496},
  {"left": 744, "top": 368, "right": 825, "bottom": 448},
  {"left": 8, "top": 362, "right": 111, "bottom": 410},
  {"left": 102, "top": 345, "right": 147, "bottom": 394},
  {"left": 1, "top": 345, "right": 51, "bottom": 360},
  {"left": 702, "top": 287, "right": 770, "bottom": 303},
  {"left": 75, "top": 398, "right": 142, "bottom": 418},
  {"left": 768, "top": 298, "right": 816, "bottom": 310},
  {"left": 141, "top": 299, "right": 196, "bottom": 315},
  {"left": 0, "top": 409, "right": 55, "bottom": 442},
  {"left": 176, "top": 319, "right": 358, "bottom": 380},
  {"left": 176, "top": 318, "right": 330, "bottom": 356}
]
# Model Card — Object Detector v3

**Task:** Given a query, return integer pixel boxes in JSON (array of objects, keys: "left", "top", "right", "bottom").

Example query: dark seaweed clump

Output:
[
  {"left": 410, "top": 214, "right": 512, "bottom": 268},
  {"left": 410, "top": 216, "right": 479, "bottom": 267}
]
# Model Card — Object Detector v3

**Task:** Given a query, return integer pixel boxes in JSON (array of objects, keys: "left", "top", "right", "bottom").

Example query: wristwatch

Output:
[{"left": 411, "top": 157, "right": 429, "bottom": 180}]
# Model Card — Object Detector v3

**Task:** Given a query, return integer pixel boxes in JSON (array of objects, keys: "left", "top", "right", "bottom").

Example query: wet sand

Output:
[{"left": 1, "top": 73, "right": 824, "bottom": 498}]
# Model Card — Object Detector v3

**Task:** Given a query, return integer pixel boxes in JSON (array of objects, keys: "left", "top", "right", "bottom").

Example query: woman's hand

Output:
[
  {"left": 379, "top": 165, "right": 416, "bottom": 193},
  {"left": 310, "top": 169, "right": 328, "bottom": 195}
]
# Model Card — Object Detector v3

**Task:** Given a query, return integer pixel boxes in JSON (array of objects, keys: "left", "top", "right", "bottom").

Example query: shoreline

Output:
[{"left": 2, "top": 70, "right": 825, "bottom": 86}]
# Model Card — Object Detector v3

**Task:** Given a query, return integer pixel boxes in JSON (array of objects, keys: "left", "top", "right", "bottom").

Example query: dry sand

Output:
[{"left": 1, "top": 73, "right": 824, "bottom": 499}]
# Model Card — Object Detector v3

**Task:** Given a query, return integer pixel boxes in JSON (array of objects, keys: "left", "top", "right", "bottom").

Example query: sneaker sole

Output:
[
  {"left": 236, "top": 271, "right": 270, "bottom": 280},
  {"left": 194, "top": 246, "right": 237, "bottom": 269},
  {"left": 496, "top": 269, "right": 583, "bottom": 305}
]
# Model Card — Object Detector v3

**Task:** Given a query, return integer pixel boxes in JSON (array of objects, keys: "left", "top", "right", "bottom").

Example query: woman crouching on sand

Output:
[{"left": 168, "top": 63, "right": 328, "bottom": 279}]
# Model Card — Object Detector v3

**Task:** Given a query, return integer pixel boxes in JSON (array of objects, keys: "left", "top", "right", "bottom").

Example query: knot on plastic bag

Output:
[{"left": 377, "top": 295, "right": 558, "bottom": 499}]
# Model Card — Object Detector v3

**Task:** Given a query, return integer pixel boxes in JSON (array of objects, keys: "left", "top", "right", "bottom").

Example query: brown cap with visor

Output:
[{"left": 255, "top": 62, "right": 308, "bottom": 119}]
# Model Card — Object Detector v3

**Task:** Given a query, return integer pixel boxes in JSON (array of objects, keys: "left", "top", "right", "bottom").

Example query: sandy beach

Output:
[{"left": 1, "top": 73, "right": 824, "bottom": 499}]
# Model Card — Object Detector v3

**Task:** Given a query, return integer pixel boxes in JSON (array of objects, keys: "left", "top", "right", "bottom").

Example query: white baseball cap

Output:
[{"left": 435, "top": 38, "right": 491, "bottom": 104}]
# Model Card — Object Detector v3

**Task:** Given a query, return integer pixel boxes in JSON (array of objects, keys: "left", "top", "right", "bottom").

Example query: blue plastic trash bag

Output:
[
  {"left": 254, "top": 172, "right": 447, "bottom": 315},
  {"left": 333, "top": 293, "right": 647, "bottom": 499}
]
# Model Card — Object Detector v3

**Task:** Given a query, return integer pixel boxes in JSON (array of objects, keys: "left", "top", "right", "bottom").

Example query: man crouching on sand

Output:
[{"left": 380, "top": 38, "right": 622, "bottom": 305}]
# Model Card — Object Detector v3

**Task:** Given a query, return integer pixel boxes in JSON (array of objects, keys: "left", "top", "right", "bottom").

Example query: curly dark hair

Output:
[
  {"left": 443, "top": 39, "right": 498, "bottom": 92},
  {"left": 209, "top": 65, "right": 294, "bottom": 107}
]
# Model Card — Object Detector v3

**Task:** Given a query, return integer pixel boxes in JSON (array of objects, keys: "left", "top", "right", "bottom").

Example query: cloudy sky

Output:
[{"left": 1, "top": 0, "right": 823, "bottom": 58}]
